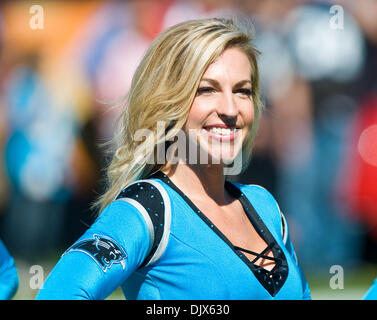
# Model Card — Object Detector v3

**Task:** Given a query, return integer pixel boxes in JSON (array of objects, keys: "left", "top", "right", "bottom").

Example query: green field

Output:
[{"left": 12, "top": 256, "right": 376, "bottom": 300}]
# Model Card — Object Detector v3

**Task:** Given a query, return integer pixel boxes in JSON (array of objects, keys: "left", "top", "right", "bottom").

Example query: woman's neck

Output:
[{"left": 162, "top": 162, "right": 229, "bottom": 205}]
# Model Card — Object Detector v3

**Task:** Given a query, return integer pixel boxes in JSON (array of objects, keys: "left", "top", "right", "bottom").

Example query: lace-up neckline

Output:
[{"left": 151, "top": 172, "right": 289, "bottom": 296}]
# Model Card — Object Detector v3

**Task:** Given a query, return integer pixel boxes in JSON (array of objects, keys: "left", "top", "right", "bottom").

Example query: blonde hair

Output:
[{"left": 93, "top": 18, "right": 262, "bottom": 214}]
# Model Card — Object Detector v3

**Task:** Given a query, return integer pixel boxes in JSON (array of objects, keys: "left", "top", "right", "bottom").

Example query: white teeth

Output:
[{"left": 207, "top": 127, "right": 238, "bottom": 135}]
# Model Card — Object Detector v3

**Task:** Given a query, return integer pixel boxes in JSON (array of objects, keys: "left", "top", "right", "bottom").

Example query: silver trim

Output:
[
  {"left": 144, "top": 179, "right": 171, "bottom": 265},
  {"left": 116, "top": 197, "right": 155, "bottom": 253},
  {"left": 280, "top": 211, "right": 288, "bottom": 245},
  {"left": 116, "top": 179, "right": 171, "bottom": 266}
]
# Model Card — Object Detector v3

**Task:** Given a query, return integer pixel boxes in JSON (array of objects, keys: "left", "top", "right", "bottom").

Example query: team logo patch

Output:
[{"left": 63, "top": 234, "right": 127, "bottom": 273}]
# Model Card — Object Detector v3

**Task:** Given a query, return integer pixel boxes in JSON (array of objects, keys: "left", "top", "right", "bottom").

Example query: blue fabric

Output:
[
  {"left": 0, "top": 239, "right": 19, "bottom": 300},
  {"left": 363, "top": 279, "right": 377, "bottom": 300},
  {"left": 37, "top": 178, "right": 310, "bottom": 300}
]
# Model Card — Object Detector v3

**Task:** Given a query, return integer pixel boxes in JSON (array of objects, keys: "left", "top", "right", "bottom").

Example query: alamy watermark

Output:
[
  {"left": 329, "top": 5, "right": 344, "bottom": 30},
  {"left": 132, "top": 121, "right": 244, "bottom": 175},
  {"left": 29, "top": 5, "right": 44, "bottom": 30},
  {"left": 29, "top": 4, "right": 345, "bottom": 31},
  {"left": 329, "top": 265, "right": 344, "bottom": 290},
  {"left": 29, "top": 265, "right": 44, "bottom": 290}
]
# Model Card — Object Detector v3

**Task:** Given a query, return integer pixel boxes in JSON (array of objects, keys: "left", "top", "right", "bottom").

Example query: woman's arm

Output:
[
  {"left": 282, "top": 227, "right": 311, "bottom": 300},
  {"left": 363, "top": 278, "right": 377, "bottom": 300},
  {"left": 36, "top": 200, "right": 151, "bottom": 300},
  {"left": 0, "top": 239, "right": 19, "bottom": 300}
]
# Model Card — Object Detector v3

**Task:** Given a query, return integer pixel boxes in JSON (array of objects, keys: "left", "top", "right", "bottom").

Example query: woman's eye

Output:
[
  {"left": 236, "top": 88, "right": 252, "bottom": 97},
  {"left": 196, "top": 87, "right": 215, "bottom": 95}
]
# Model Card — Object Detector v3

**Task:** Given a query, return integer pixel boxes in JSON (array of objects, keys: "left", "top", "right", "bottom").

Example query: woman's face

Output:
[{"left": 183, "top": 47, "right": 254, "bottom": 165}]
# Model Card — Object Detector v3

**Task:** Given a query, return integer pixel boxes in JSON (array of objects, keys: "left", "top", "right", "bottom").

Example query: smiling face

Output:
[{"left": 183, "top": 47, "right": 255, "bottom": 165}]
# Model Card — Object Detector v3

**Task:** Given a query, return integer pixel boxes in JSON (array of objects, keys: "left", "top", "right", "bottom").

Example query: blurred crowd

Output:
[{"left": 0, "top": 0, "right": 376, "bottom": 274}]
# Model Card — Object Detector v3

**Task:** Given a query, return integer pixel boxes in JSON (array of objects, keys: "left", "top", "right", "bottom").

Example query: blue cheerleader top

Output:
[{"left": 37, "top": 172, "right": 311, "bottom": 300}]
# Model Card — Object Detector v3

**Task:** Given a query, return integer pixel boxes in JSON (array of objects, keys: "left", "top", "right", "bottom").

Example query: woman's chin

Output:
[{"left": 196, "top": 148, "right": 240, "bottom": 166}]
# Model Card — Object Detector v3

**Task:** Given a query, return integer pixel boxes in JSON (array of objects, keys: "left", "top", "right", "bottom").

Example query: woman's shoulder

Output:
[
  {"left": 231, "top": 182, "right": 279, "bottom": 206},
  {"left": 230, "top": 182, "right": 282, "bottom": 229},
  {"left": 99, "top": 177, "right": 170, "bottom": 221},
  {"left": 117, "top": 177, "right": 171, "bottom": 199}
]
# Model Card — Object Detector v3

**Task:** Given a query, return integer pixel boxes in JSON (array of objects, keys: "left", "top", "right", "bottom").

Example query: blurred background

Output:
[{"left": 0, "top": 0, "right": 376, "bottom": 299}]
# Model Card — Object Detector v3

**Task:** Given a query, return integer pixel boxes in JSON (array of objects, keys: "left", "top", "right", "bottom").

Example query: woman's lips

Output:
[{"left": 202, "top": 126, "right": 241, "bottom": 142}]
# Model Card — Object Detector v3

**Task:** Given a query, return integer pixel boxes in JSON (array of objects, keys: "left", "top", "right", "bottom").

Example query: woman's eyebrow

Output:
[
  {"left": 200, "top": 78, "right": 252, "bottom": 88},
  {"left": 235, "top": 80, "right": 252, "bottom": 86},
  {"left": 200, "top": 78, "right": 221, "bottom": 88}
]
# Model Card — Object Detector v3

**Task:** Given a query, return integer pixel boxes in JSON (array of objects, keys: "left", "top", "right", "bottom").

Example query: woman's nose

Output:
[{"left": 217, "top": 90, "right": 238, "bottom": 120}]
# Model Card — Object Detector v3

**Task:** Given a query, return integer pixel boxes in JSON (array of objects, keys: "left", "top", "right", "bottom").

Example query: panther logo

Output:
[{"left": 63, "top": 234, "right": 127, "bottom": 273}]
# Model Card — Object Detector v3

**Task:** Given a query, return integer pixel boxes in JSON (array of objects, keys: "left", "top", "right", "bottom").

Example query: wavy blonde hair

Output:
[{"left": 93, "top": 18, "right": 262, "bottom": 214}]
